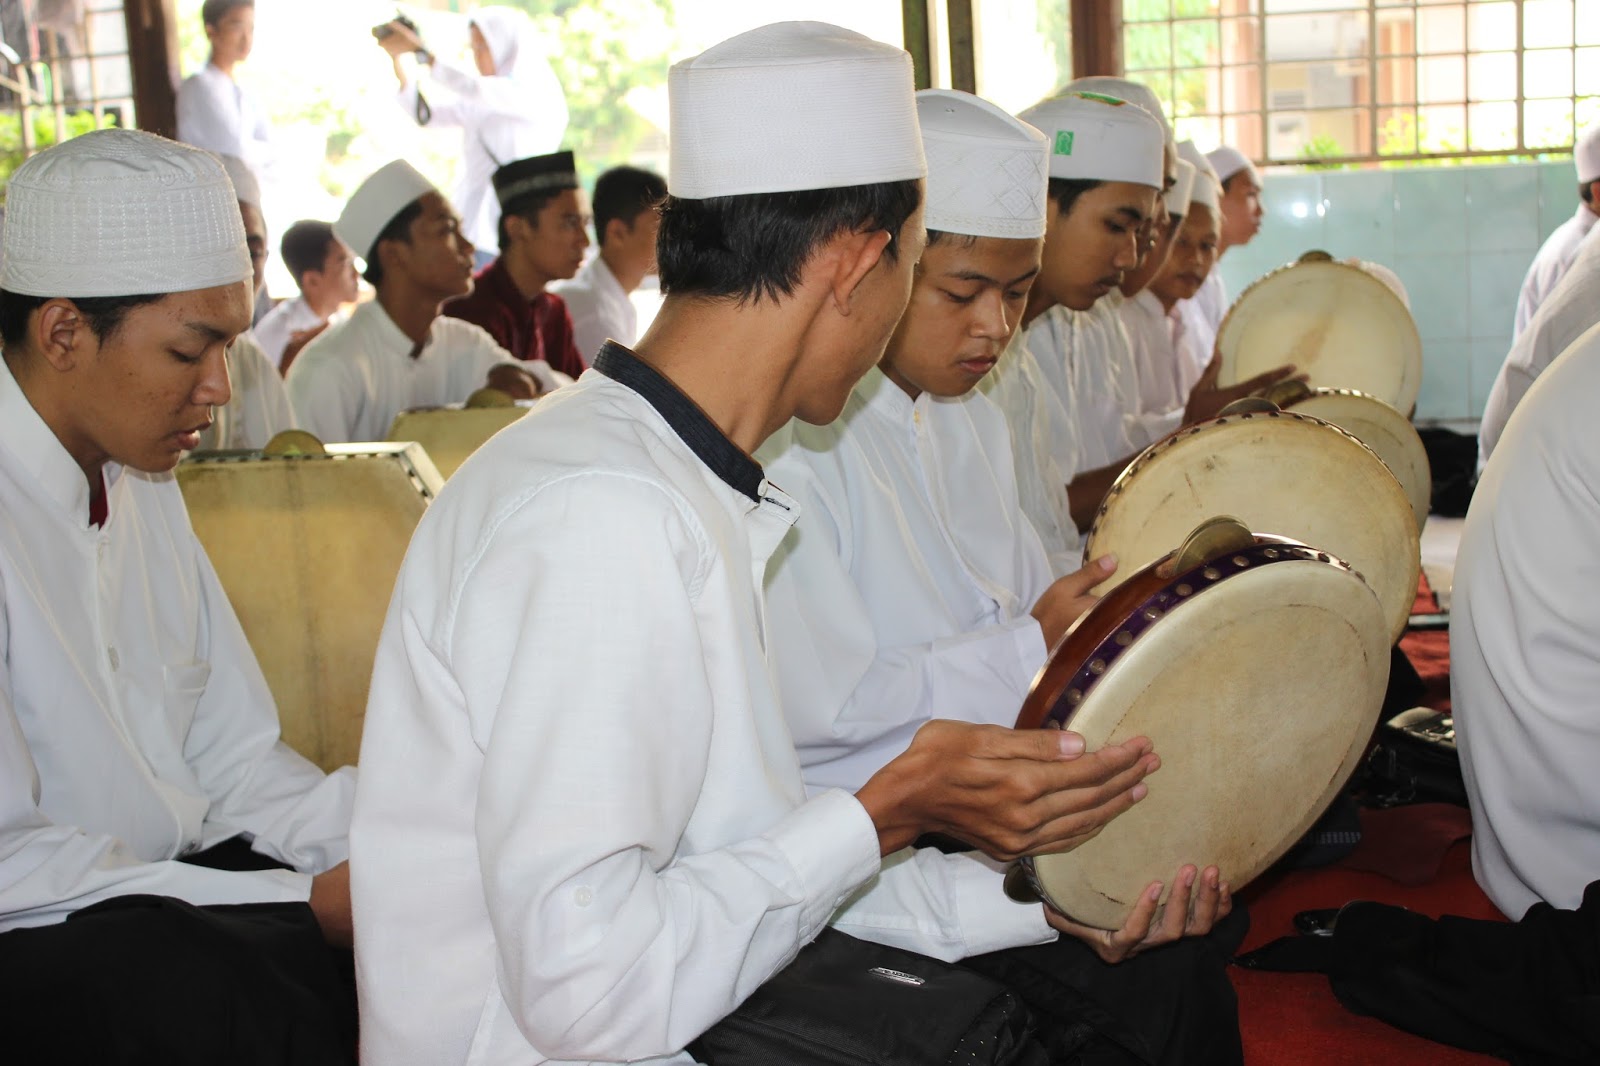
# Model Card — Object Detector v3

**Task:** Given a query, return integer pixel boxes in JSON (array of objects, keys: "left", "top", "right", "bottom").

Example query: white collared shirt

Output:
[
  {"left": 352, "top": 349, "right": 1034, "bottom": 1064},
  {"left": 1118, "top": 289, "right": 1187, "bottom": 450},
  {"left": 196, "top": 333, "right": 296, "bottom": 452},
  {"left": 1181, "top": 268, "right": 1227, "bottom": 373},
  {"left": 1454, "top": 319, "right": 1600, "bottom": 917},
  {"left": 284, "top": 299, "right": 557, "bottom": 444},
  {"left": 552, "top": 254, "right": 636, "bottom": 367},
  {"left": 252, "top": 294, "right": 344, "bottom": 370},
  {"left": 1478, "top": 226, "right": 1600, "bottom": 468},
  {"left": 0, "top": 357, "right": 354, "bottom": 932},
  {"left": 1514, "top": 203, "right": 1598, "bottom": 339},
  {"left": 1024, "top": 302, "right": 1140, "bottom": 477},
  {"left": 175, "top": 62, "right": 273, "bottom": 179}
]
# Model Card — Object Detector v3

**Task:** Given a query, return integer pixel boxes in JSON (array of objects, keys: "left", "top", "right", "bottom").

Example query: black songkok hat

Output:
[{"left": 492, "top": 151, "right": 579, "bottom": 210}]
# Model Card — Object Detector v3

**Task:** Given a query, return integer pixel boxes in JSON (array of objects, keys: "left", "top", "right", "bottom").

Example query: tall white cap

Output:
[
  {"left": 1575, "top": 121, "right": 1600, "bottom": 184},
  {"left": 1165, "top": 159, "right": 1196, "bottom": 216},
  {"left": 1177, "top": 139, "right": 1219, "bottom": 183},
  {"left": 1188, "top": 169, "right": 1221, "bottom": 213},
  {"left": 336, "top": 160, "right": 439, "bottom": 263},
  {"left": 1066, "top": 76, "right": 1174, "bottom": 150},
  {"left": 217, "top": 154, "right": 261, "bottom": 209},
  {"left": 1207, "top": 144, "right": 1261, "bottom": 188},
  {"left": 668, "top": 21, "right": 924, "bottom": 199},
  {"left": 1018, "top": 92, "right": 1165, "bottom": 188},
  {"left": 917, "top": 89, "right": 1048, "bottom": 240},
  {"left": 1, "top": 128, "right": 252, "bottom": 298}
]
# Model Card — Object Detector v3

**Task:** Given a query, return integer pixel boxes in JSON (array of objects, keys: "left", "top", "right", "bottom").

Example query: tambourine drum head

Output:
[
  {"left": 177, "top": 444, "right": 444, "bottom": 771},
  {"left": 1087, "top": 411, "right": 1420, "bottom": 642},
  {"left": 1217, "top": 260, "right": 1422, "bottom": 413},
  {"left": 387, "top": 406, "right": 528, "bottom": 480},
  {"left": 1025, "top": 550, "right": 1389, "bottom": 930},
  {"left": 1288, "top": 390, "right": 1431, "bottom": 529}
]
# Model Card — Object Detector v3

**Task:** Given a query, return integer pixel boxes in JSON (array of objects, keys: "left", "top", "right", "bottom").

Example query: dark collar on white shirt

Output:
[{"left": 593, "top": 341, "right": 764, "bottom": 503}]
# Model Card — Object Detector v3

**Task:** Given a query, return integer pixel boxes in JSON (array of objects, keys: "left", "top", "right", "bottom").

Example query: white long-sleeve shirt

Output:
[
  {"left": 0, "top": 358, "right": 354, "bottom": 933},
  {"left": 1181, "top": 268, "right": 1227, "bottom": 373},
  {"left": 350, "top": 344, "right": 1052, "bottom": 1066},
  {"left": 1024, "top": 302, "right": 1140, "bottom": 477},
  {"left": 1453, "top": 319, "right": 1600, "bottom": 918},
  {"left": 196, "top": 333, "right": 296, "bottom": 452},
  {"left": 1478, "top": 226, "right": 1600, "bottom": 468},
  {"left": 285, "top": 299, "right": 556, "bottom": 443},
  {"left": 175, "top": 63, "right": 273, "bottom": 180},
  {"left": 760, "top": 368, "right": 1056, "bottom": 795},
  {"left": 1114, "top": 290, "right": 1186, "bottom": 451},
  {"left": 552, "top": 253, "right": 636, "bottom": 366},
  {"left": 1513, "top": 203, "right": 1598, "bottom": 339}
]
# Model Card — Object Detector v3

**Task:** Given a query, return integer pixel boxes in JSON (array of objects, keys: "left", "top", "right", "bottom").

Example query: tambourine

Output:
[
  {"left": 1217, "top": 250, "right": 1422, "bottom": 413},
  {"left": 1008, "top": 517, "right": 1390, "bottom": 930},
  {"left": 1085, "top": 401, "right": 1420, "bottom": 643}
]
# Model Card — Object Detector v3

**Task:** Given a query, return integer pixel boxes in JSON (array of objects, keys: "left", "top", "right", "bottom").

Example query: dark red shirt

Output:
[{"left": 442, "top": 258, "right": 586, "bottom": 380}]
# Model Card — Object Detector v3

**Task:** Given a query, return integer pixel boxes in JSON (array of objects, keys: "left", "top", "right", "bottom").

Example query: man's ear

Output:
[
  {"left": 825, "top": 227, "right": 894, "bottom": 316},
  {"left": 34, "top": 299, "right": 92, "bottom": 372},
  {"left": 503, "top": 213, "right": 533, "bottom": 247},
  {"left": 603, "top": 217, "right": 630, "bottom": 250}
]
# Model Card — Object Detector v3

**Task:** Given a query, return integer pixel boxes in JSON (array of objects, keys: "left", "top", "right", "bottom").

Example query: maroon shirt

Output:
[{"left": 442, "top": 258, "right": 586, "bottom": 380}]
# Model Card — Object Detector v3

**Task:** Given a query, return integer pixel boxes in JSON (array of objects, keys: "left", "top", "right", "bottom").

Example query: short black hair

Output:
[
  {"left": 656, "top": 179, "right": 922, "bottom": 305},
  {"left": 281, "top": 220, "right": 338, "bottom": 287},
  {"left": 593, "top": 166, "right": 667, "bottom": 248},
  {"left": 1047, "top": 177, "right": 1104, "bottom": 218},
  {"left": 202, "top": 0, "right": 252, "bottom": 27},
  {"left": 364, "top": 199, "right": 425, "bottom": 287},
  {"left": 925, "top": 229, "right": 978, "bottom": 249},
  {"left": 496, "top": 188, "right": 564, "bottom": 253},
  {"left": 1582, "top": 181, "right": 1595, "bottom": 205},
  {"left": 1221, "top": 171, "right": 1255, "bottom": 195},
  {"left": 0, "top": 290, "right": 165, "bottom": 354}
]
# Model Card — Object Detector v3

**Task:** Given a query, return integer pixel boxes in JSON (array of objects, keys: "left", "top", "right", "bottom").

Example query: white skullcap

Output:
[
  {"left": 1189, "top": 168, "right": 1221, "bottom": 213},
  {"left": 336, "top": 160, "right": 438, "bottom": 262},
  {"left": 1165, "top": 159, "right": 1196, "bottom": 216},
  {"left": 916, "top": 89, "right": 1047, "bottom": 240},
  {"left": 1207, "top": 145, "right": 1261, "bottom": 188},
  {"left": 668, "top": 21, "right": 924, "bottom": 199},
  {"left": 217, "top": 154, "right": 261, "bottom": 208},
  {"left": 1575, "top": 121, "right": 1600, "bottom": 184},
  {"left": 1177, "top": 139, "right": 1219, "bottom": 183},
  {"left": 1346, "top": 257, "right": 1411, "bottom": 310},
  {"left": 1, "top": 128, "right": 251, "bottom": 298},
  {"left": 1018, "top": 92, "right": 1164, "bottom": 188},
  {"left": 1066, "top": 76, "right": 1174, "bottom": 150}
]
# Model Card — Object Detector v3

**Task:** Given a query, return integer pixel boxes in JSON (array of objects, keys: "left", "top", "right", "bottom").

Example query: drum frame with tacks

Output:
[
  {"left": 1216, "top": 252, "right": 1423, "bottom": 414},
  {"left": 177, "top": 437, "right": 444, "bottom": 772},
  {"left": 387, "top": 397, "right": 530, "bottom": 480},
  {"left": 1274, "top": 384, "right": 1433, "bottom": 530},
  {"left": 1011, "top": 518, "right": 1391, "bottom": 931},
  {"left": 1085, "top": 405, "right": 1421, "bottom": 644}
]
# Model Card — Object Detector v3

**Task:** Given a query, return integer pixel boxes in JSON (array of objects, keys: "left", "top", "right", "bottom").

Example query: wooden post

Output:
[
  {"left": 902, "top": 0, "right": 933, "bottom": 90},
  {"left": 123, "top": 0, "right": 179, "bottom": 138},
  {"left": 1070, "top": 0, "right": 1123, "bottom": 78},
  {"left": 948, "top": 0, "right": 976, "bottom": 93}
]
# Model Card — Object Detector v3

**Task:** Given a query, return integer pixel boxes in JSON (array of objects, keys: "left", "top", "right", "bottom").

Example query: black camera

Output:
[{"left": 372, "top": 12, "right": 428, "bottom": 56}]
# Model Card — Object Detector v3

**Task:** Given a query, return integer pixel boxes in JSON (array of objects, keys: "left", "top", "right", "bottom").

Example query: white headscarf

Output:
[{"left": 470, "top": 7, "right": 548, "bottom": 88}]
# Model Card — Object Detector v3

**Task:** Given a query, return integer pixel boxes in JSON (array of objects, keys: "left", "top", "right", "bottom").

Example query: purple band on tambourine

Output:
[{"left": 1039, "top": 541, "right": 1351, "bottom": 730}]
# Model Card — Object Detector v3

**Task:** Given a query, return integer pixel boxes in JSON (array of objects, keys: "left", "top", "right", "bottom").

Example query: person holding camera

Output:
[{"left": 375, "top": 7, "right": 568, "bottom": 268}]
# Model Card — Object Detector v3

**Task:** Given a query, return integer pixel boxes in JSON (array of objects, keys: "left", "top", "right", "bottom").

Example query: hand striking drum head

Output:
[
  {"left": 1086, "top": 406, "right": 1421, "bottom": 643},
  {"left": 1013, "top": 519, "right": 1391, "bottom": 930},
  {"left": 1282, "top": 388, "right": 1432, "bottom": 530},
  {"left": 1217, "top": 255, "right": 1422, "bottom": 413}
]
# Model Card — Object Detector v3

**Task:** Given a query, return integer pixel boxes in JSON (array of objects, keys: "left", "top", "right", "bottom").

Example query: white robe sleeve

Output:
[
  {"left": 285, "top": 340, "right": 363, "bottom": 445},
  {"left": 443, "top": 474, "right": 881, "bottom": 1060}
]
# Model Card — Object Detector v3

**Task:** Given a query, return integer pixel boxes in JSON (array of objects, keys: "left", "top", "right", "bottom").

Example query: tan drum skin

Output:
[
  {"left": 1217, "top": 256, "right": 1423, "bottom": 414},
  {"left": 1014, "top": 525, "right": 1390, "bottom": 930},
  {"left": 177, "top": 443, "right": 444, "bottom": 771},
  {"left": 1085, "top": 407, "right": 1421, "bottom": 643},
  {"left": 1285, "top": 388, "right": 1432, "bottom": 529},
  {"left": 387, "top": 405, "right": 529, "bottom": 480}
]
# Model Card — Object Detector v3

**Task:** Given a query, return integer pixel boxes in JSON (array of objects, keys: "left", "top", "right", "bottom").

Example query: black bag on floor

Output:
[{"left": 689, "top": 928, "right": 1046, "bottom": 1065}]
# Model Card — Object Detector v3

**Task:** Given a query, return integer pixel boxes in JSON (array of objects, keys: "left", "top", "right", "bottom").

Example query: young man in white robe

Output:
[
  {"left": 285, "top": 160, "right": 555, "bottom": 443},
  {"left": 1147, "top": 170, "right": 1226, "bottom": 402},
  {"left": 349, "top": 23, "right": 1160, "bottom": 1066},
  {"left": 1181, "top": 145, "right": 1262, "bottom": 366},
  {"left": 761, "top": 88, "right": 1243, "bottom": 1062},
  {"left": 1512, "top": 121, "right": 1600, "bottom": 338},
  {"left": 252, "top": 220, "right": 359, "bottom": 373},
  {"left": 554, "top": 165, "right": 668, "bottom": 362},
  {"left": 0, "top": 129, "right": 357, "bottom": 1064}
]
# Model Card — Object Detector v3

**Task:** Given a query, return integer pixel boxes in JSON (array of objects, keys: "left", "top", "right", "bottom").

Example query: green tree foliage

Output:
[{"left": 0, "top": 109, "right": 116, "bottom": 192}]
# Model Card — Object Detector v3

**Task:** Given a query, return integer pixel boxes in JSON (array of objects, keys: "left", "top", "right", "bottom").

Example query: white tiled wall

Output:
[{"left": 1218, "top": 161, "right": 1578, "bottom": 427}]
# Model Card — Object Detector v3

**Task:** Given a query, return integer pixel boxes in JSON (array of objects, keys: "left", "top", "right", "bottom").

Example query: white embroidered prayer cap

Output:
[
  {"left": 217, "top": 154, "right": 261, "bottom": 208},
  {"left": 1207, "top": 144, "right": 1261, "bottom": 188},
  {"left": 1066, "top": 76, "right": 1174, "bottom": 151},
  {"left": 1165, "top": 159, "right": 1196, "bottom": 216},
  {"left": 668, "top": 21, "right": 924, "bottom": 199},
  {"left": 1178, "top": 140, "right": 1222, "bottom": 212},
  {"left": 336, "top": 160, "right": 439, "bottom": 263},
  {"left": 1178, "top": 140, "right": 1218, "bottom": 182},
  {"left": 1018, "top": 92, "right": 1165, "bottom": 189},
  {"left": 1, "top": 128, "right": 251, "bottom": 299},
  {"left": 1575, "top": 121, "right": 1600, "bottom": 184},
  {"left": 1346, "top": 257, "right": 1411, "bottom": 310},
  {"left": 916, "top": 89, "right": 1047, "bottom": 240}
]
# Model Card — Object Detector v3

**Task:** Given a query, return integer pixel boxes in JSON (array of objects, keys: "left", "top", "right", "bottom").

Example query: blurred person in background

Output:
[
  {"left": 554, "top": 165, "right": 667, "bottom": 365},
  {"left": 254, "top": 221, "right": 360, "bottom": 375},
  {"left": 178, "top": 0, "right": 274, "bottom": 189},
  {"left": 375, "top": 6, "right": 568, "bottom": 268}
]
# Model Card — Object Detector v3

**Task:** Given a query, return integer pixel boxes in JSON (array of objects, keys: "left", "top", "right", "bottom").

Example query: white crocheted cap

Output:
[
  {"left": 668, "top": 21, "right": 924, "bottom": 198},
  {"left": 1, "top": 128, "right": 252, "bottom": 298},
  {"left": 1166, "top": 159, "right": 1196, "bottom": 215},
  {"left": 917, "top": 89, "right": 1047, "bottom": 240},
  {"left": 1017, "top": 91, "right": 1165, "bottom": 188},
  {"left": 1575, "top": 121, "right": 1600, "bottom": 184},
  {"left": 336, "top": 159, "right": 439, "bottom": 263},
  {"left": 217, "top": 154, "right": 261, "bottom": 208},
  {"left": 1207, "top": 144, "right": 1261, "bottom": 187},
  {"left": 1066, "top": 76, "right": 1175, "bottom": 150}
]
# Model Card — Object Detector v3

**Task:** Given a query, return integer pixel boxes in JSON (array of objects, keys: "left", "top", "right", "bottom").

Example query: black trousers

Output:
[
  {"left": 0, "top": 840, "right": 356, "bottom": 1066},
  {"left": 963, "top": 904, "right": 1250, "bottom": 1066}
]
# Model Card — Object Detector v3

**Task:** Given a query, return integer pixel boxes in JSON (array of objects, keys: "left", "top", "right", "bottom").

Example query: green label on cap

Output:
[
  {"left": 1074, "top": 90, "right": 1126, "bottom": 106},
  {"left": 1054, "top": 131, "right": 1075, "bottom": 156}
]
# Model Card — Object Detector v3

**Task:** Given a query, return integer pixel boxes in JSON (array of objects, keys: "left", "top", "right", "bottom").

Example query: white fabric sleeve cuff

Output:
[
  {"left": 773, "top": 788, "right": 882, "bottom": 933},
  {"left": 949, "top": 852, "right": 1056, "bottom": 957}
]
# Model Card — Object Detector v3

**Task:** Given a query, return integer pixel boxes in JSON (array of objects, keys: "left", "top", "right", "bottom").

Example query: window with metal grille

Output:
[{"left": 1123, "top": 0, "right": 1600, "bottom": 166}]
